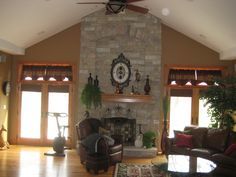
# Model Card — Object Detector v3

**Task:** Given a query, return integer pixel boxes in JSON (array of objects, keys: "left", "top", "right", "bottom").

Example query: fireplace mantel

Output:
[{"left": 102, "top": 93, "right": 153, "bottom": 103}]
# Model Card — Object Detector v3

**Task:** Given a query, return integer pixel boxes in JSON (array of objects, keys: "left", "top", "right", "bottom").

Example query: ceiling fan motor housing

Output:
[{"left": 106, "top": 0, "right": 127, "bottom": 14}]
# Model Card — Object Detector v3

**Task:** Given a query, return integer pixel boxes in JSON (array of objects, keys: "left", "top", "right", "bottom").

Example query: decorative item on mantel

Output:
[
  {"left": 144, "top": 75, "right": 151, "bottom": 95},
  {"left": 134, "top": 69, "right": 141, "bottom": 95},
  {"left": 110, "top": 53, "right": 131, "bottom": 94}
]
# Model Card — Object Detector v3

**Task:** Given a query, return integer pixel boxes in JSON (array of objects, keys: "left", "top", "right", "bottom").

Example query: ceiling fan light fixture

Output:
[{"left": 106, "top": 2, "right": 126, "bottom": 14}]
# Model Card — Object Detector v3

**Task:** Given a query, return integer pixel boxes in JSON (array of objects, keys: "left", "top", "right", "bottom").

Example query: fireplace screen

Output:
[{"left": 101, "top": 117, "right": 136, "bottom": 146}]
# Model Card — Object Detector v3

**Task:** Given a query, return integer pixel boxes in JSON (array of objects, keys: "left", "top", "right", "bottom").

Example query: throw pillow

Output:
[
  {"left": 103, "top": 135, "right": 115, "bottom": 146},
  {"left": 173, "top": 130, "right": 191, "bottom": 144},
  {"left": 224, "top": 143, "right": 236, "bottom": 155},
  {"left": 175, "top": 133, "right": 193, "bottom": 148}
]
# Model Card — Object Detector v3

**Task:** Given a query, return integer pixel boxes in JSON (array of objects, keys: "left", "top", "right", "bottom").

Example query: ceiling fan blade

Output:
[
  {"left": 126, "top": 0, "right": 144, "bottom": 3},
  {"left": 126, "top": 4, "right": 148, "bottom": 14},
  {"left": 77, "top": 2, "right": 106, "bottom": 4}
]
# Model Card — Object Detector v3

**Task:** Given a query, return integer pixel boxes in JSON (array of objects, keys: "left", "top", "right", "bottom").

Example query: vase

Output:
[
  {"left": 144, "top": 75, "right": 151, "bottom": 95},
  {"left": 161, "top": 120, "right": 168, "bottom": 154},
  {"left": 135, "top": 134, "right": 143, "bottom": 148}
]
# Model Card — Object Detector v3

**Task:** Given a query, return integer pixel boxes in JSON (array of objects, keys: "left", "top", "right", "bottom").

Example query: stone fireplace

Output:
[
  {"left": 78, "top": 9, "right": 162, "bottom": 154},
  {"left": 101, "top": 117, "right": 136, "bottom": 146}
]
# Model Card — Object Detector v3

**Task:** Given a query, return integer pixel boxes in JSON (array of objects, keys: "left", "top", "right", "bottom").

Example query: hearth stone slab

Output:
[{"left": 123, "top": 146, "right": 157, "bottom": 157}]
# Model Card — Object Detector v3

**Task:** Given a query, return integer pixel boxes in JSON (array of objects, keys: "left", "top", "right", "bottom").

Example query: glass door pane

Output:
[
  {"left": 20, "top": 91, "right": 42, "bottom": 138},
  {"left": 198, "top": 99, "right": 211, "bottom": 127},
  {"left": 169, "top": 96, "right": 192, "bottom": 137},
  {"left": 47, "top": 85, "right": 69, "bottom": 140}
]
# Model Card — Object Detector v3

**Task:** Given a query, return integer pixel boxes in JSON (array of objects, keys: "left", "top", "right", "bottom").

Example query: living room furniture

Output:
[
  {"left": 152, "top": 154, "right": 216, "bottom": 177},
  {"left": 85, "top": 153, "right": 109, "bottom": 174},
  {"left": 166, "top": 126, "right": 236, "bottom": 177},
  {"left": 75, "top": 118, "right": 123, "bottom": 165}
]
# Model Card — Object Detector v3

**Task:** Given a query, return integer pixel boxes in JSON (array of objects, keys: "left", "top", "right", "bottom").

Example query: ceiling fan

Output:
[{"left": 77, "top": 0, "right": 148, "bottom": 14}]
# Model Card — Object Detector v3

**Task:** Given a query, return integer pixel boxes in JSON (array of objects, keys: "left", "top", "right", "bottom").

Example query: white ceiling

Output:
[{"left": 0, "top": 0, "right": 236, "bottom": 60}]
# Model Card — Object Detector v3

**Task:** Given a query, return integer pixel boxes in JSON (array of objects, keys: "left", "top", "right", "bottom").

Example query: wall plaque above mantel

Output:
[{"left": 102, "top": 93, "right": 153, "bottom": 103}]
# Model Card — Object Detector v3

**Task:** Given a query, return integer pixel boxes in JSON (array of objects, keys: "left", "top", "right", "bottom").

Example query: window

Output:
[
  {"left": 198, "top": 99, "right": 211, "bottom": 127},
  {"left": 169, "top": 89, "right": 193, "bottom": 137}
]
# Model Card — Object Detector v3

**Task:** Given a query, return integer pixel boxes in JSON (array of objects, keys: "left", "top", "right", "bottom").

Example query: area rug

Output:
[{"left": 113, "top": 163, "right": 167, "bottom": 177}]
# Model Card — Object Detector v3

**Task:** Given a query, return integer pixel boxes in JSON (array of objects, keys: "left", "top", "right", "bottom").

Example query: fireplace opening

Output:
[{"left": 101, "top": 117, "right": 136, "bottom": 146}]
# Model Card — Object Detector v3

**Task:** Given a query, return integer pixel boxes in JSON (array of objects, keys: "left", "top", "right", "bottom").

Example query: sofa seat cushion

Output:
[
  {"left": 171, "top": 145, "right": 192, "bottom": 155},
  {"left": 191, "top": 148, "right": 218, "bottom": 159}
]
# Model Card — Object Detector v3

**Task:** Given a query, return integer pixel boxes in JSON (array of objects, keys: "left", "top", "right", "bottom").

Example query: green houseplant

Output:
[
  {"left": 200, "top": 75, "right": 236, "bottom": 129},
  {"left": 81, "top": 74, "right": 102, "bottom": 109},
  {"left": 143, "top": 131, "right": 156, "bottom": 148}
]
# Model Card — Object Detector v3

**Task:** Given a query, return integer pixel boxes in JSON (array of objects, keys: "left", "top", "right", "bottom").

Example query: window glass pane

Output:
[
  {"left": 169, "top": 96, "right": 192, "bottom": 137},
  {"left": 47, "top": 91, "right": 69, "bottom": 139},
  {"left": 20, "top": 91, "right": 41, "bottom": 138},
  {"left": 198, "top": 99, "right": 211, "bottom": 127}
]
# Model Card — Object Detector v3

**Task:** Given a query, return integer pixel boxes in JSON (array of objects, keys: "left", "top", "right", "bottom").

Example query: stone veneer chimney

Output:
[{"left": 78, "top": 9, "right": 161, "bottom": 143}]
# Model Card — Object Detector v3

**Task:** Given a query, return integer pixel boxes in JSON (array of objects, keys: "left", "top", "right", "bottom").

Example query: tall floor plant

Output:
[
  {"left": 161, "top": 95, "right": 170, "bottom": 154},
  {"left": 201, "top": 75, "right": 236, "bottom": 129}
]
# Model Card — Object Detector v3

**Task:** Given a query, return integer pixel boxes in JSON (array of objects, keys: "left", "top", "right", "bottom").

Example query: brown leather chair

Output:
[{"left": 76, "top": 118, "right": 123, "bottom": 165}]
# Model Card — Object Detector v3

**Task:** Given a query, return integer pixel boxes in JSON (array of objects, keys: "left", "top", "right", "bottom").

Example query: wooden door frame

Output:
[{"left": 16, "top": 62, "right": 76, "bottom": 147}]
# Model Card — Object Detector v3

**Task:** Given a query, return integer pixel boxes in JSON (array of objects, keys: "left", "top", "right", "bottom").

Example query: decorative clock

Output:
[{"left": 110, "top": 53, "right": 131, "bottom": 93}]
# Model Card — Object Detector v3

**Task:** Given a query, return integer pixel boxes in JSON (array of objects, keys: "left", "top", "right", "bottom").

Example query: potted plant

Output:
[
  {"left": 200, "top": 75, "right": 236, "bottom": 129},
  {"left": 143, "top": 131, "right": 156, "bottom": 148},
  {"left": 81, "top": 74, "right": 102, "bottom": 109}
]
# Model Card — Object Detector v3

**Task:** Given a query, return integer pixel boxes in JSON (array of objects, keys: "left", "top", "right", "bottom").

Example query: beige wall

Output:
[
  {"left": 0, "top": 52, "right": 12, "bottom": 141},
  {"left": 161, "top": 24, "right": 233, "bottom": 92},
  {"left": 162, "top": 24, "right": 230, "bottom": 66},
  {"left": 8, "top": 22, "right": 233, "bottom": 145}
]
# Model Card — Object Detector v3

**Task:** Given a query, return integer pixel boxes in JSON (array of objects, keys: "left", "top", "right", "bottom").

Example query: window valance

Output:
[
  {"left": 21, "top": 65, "right": 73, "bottom": 81},
  {"left": 168, "top": 68, "right": 222, "bottom": 86}
]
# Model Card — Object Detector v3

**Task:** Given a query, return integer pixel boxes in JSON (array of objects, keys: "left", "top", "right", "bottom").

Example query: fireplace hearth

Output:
[{"left": 101, "top": 117, "right": 136, "bottom": 146}]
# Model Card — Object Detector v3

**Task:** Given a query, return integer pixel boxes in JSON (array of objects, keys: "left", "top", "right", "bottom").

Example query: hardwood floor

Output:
[{"left": 0, "top": 146, "right": 166, "bottom": 177}]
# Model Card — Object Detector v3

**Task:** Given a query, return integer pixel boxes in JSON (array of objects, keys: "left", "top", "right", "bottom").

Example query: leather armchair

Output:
[{"left": 76, "top": 118, "right": 123, "bottom": 165}]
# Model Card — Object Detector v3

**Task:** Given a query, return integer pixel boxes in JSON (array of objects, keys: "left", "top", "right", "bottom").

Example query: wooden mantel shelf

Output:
[{"left": 102, "top": 93, "right": 153, "bottom": 103}]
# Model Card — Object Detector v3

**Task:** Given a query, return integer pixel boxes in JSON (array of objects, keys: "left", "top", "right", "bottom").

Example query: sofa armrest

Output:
[{"left": 212, "top": 153, "right": 236, "bottom": 166}]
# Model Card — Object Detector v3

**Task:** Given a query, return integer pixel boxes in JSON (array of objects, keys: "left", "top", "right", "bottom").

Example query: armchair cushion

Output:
[{"left": 81, "top": 133, "right": 104, "bottom": 154}]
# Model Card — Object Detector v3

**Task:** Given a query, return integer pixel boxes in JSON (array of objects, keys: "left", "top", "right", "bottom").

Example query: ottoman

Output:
[{"left": 86, "top": 153, "right": 109, "bottom": 174}]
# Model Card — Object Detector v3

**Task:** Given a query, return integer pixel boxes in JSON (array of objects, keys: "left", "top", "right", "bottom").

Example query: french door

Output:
[
  {"left": 168, "top": 88, "right": 211, "bottom": 137},
  {"left": 18, "top": 83, "right": 72, "bottom": 146}
]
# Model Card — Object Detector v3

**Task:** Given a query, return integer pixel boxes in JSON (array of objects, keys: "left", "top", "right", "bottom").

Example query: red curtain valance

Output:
[
  {"left": 168, "top": 69, "right": 222, "bottom": 86},
  {"left": 21, "top": 65, "right": 73, "bottom": 81}
]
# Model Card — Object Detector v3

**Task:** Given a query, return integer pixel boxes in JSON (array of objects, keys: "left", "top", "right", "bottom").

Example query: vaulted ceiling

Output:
[{"left": 1, "top": 0, "right": 236, "bottom": 60}]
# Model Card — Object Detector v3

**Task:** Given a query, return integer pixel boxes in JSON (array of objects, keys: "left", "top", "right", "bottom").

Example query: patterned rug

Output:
[{"left": 113, "top": 163, "right": 167, "bottom": 177}]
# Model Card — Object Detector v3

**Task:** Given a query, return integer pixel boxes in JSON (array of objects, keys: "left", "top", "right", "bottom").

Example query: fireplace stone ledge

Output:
[{"left": 123, "top": 146, "right": 157, "bottom": 157}]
